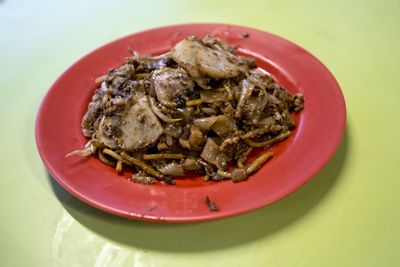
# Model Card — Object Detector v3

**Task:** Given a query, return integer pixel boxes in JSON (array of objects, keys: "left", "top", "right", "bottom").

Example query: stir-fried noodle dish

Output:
[{"left": 67, "top": 35, "right": 304, "bottom": 185}]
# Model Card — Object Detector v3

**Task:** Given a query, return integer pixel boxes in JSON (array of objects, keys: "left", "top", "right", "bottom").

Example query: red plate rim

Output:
[{"left": 35, "top": 23, "right": 346, "bottom": 223}]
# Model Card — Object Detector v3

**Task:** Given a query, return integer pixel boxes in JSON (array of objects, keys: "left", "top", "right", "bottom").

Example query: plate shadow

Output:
[{"left": 49, "top": 126, "right": 349, "bottom": 252}]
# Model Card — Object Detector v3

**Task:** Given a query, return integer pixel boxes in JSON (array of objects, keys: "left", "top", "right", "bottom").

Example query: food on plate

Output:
[{"left": 66, "top": 35, "right": 303, "bottom": 184}]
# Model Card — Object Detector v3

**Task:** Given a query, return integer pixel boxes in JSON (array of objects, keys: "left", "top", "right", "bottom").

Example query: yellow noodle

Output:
[
  {"left": 103, "top": 149, "right": 123, "bottom": 161},
  {"left": 244, "top": 130, "right": 291, "bottom": 148},
  {"left": 246, "top": 152, "right": 274, "bottom": 174},
  {"left": 237, "top": 147, "right": 253, "bottom": 168},
  {"left": 220, "top": 136, "right": 240, "bottom": 151},
  {"left": 120, "top": 152, "right": 163, "bottom": 179},
  {"left": 116, "top": 160, "right": 123, "bottom": 172},
  {"left": 216, "top": 170, "right": 232, "bottom": 178},
  {"left": 143, "top": 153, "right": 185, "bottom": 160},
  {"left": 186, "top": 99, "right": 203, "bottom": 106},
  {"left": 103, "top": 149, "right": 132, "bottom": 166},
  {"left": 98, "top": 150, "right": 115, "bottom": 167}
]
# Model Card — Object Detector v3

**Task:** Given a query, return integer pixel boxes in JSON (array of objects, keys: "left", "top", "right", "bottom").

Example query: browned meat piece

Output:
[
  {"left": 81, "top": 88, "right": 104, "bottom": 137},
  {"left": 201, "top": 35, "right": 234, "bottom": 52},
  {"left": 95, "top": 96, "right": 163, "bottom": 151},
  {"left": 94, "top": 116, "right": 120, "bottom": 149},
  {"left": 292, "top": 94, "right": 304, "bottom": 112},
  {"left": 171, "top": 36, "right": 247, "bottom": 80},
  {"left": 170, "top": 37, "right": 203, "bottom": 79},
  {"left": 131, "top": 52, "right": 174, "bottom": 71},
  {"left": 109, "top": 64, "right": 134, "bottom": 79},
  {"left": 152, "top": 67, "right": 194, "bottom": 107},
  {"left": 195, "top": 44, "right": 247, "bottom": 79}
]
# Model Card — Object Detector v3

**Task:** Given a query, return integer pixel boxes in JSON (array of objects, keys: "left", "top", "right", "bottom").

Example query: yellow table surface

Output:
[{"left": 1, "top": 0, "right": 399, "bottom": 266}]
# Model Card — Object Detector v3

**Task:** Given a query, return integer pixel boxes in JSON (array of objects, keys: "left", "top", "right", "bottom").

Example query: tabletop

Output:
[{"left": 1, "top": 0, "right": 399, "bottom": 266}]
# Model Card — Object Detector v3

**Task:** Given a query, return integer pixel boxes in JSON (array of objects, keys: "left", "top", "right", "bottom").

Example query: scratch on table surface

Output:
[
  {"left": 51, "top": 211, "right": 74, "bottom": 259},
  {"left": 94, "top": 243, "right": 129, "bottom": 267}
]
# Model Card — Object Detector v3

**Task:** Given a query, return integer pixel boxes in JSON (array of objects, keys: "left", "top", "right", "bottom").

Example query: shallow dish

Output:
[{"left": 35, "top": 23, "right": 346, "bottom": 223}]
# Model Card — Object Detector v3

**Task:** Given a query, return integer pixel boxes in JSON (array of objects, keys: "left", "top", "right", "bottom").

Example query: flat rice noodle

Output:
[
  {"left": 200, "top": 89, "right": 227, "bottom": 103},
  {"left": 193, "top": 116, "right": 219, "bottom": 131},
  {"left": 235, "top": 79, "right": 255, "bottom": 118},
  {"left": 211, "top": 116, "right": 237, "bottom": 137},
  {"left": 200, "top": 138, "right": 227, "bottom": 170}
]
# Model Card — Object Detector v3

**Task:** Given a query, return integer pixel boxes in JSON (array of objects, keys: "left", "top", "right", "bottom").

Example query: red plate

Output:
[{"left": 35, "top": 24, "right": 346, "bottom": 223}]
